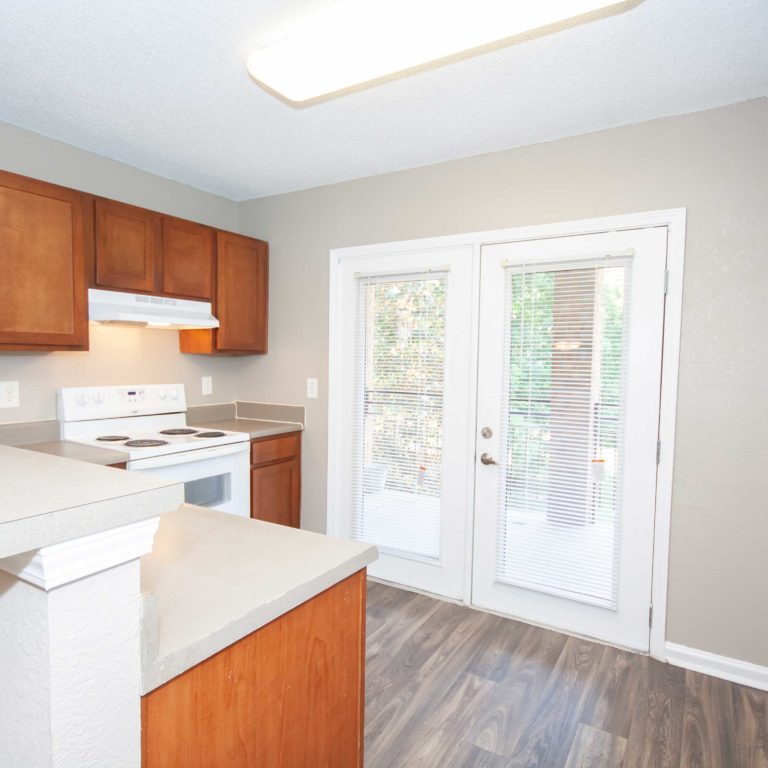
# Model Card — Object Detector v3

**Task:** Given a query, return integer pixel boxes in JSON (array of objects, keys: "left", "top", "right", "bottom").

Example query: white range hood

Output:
[{"left": 88, "top": 289, "right": 219, "bottom": 330}]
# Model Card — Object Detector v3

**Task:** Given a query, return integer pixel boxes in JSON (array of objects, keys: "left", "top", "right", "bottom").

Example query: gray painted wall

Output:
[
  {"left": 0, "top": 122, "right": 240, "bottom": 422},
  {"left": 0, "top": 122, "right": 238, "bottom": 229},
  {"left": 236, "top": 99, "right": 768, "bottom": 666}
]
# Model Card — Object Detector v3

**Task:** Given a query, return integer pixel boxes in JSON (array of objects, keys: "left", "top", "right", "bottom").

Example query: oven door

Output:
[{"left": 127, "top": 442, "right": 250, "bottom": 517}]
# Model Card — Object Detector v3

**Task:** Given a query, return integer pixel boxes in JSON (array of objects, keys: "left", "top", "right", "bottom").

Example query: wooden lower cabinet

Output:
[
  {"left": 251, "top": 432, "right": 301, "bottom": 528},
  {"left": 142, "top": 569, "right": 366, "bottom": 768}
]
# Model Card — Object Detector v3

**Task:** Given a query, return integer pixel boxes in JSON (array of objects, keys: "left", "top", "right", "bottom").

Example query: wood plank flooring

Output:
[{"left": 365, "top": 581, "right": 768, "bottom": 768}]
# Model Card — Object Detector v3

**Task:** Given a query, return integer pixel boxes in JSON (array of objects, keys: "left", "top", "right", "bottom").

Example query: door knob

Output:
[{"left": 480, "top": 453, "right": 499, "bottom": 466}]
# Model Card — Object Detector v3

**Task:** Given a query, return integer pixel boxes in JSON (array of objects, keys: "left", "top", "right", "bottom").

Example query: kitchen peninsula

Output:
[{"left": 0, "top": 446, "right": 376, "bottom": 768}]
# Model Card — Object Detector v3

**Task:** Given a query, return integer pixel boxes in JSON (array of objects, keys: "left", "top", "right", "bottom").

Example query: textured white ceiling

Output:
[{"left": 0, "top": 0, "right": 766, "bottom": 201}]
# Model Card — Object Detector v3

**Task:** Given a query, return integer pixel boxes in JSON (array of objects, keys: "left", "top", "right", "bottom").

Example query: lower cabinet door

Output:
[
  {"left": 251, "top": 457, "right": 300, "bottom": 528},
  {"left": 142, "top": 571, "right": 366, "bottom": 768}
]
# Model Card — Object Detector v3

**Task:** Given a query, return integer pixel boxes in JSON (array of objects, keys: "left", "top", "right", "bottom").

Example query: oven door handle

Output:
[{"left": 128, "top": 442, "right": 248, "bottom": 470}]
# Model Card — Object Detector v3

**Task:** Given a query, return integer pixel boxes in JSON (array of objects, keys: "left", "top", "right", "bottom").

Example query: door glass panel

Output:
[
  {"left": 351, "top": 274, "right": 446, "bottom": 561},
  {"left": 496, "top": 259, "right": 631, "bottom": 607}
]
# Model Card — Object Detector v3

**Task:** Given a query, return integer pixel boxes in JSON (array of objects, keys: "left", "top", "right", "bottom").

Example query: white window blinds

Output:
[
  {"left": 351, "top": 272, "right": 447, "bottom": 561},
  {"left": 496, "top": 258, "right": 632, "bottom": 608}
]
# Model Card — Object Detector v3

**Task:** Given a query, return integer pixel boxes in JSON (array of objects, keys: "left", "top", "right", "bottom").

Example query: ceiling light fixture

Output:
[{"left": 246, "top": 0, "right": 629, "bottom": 104}]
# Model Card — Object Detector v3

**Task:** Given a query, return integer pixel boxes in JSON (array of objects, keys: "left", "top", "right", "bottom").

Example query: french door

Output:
[
  {"left": 472, "top": 228, "right": 667, "bottom": 650},
  {"left": 331, "top": 224, "right": 670, "bottom": 650},
  {"left": 331, "top": 246, "right": 476, "bottom": 598}
]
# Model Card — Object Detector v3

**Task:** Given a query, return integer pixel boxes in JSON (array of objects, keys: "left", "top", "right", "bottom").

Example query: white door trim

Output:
[{"left": 328, "top": 208, "right": 685, "bottom": 660}]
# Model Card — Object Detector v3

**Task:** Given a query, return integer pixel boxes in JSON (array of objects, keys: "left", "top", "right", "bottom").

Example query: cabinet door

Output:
[
  {"left": 142, "top": 571, "right": 366, "bottom": 767},
  {"left": 251, "top": 458, "right": 300, "bottom": 528},
  {"left": 217, "top": 232, "right": 268, "bottom": 352},
  {"left": 95, "top": 199, "right": 161, "bottom": 292},
  {"left": 0, "top": 171, "right": 88, "bottom": 350},
  {"left": 162, "top": 217, "right": 214, "bottom": 300},
  {"left": 251, "top": 433, "right": 299, "bottom": 466}
]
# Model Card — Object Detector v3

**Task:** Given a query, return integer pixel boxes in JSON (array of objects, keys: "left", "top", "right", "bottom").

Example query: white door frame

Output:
[{"left": 328, "top": 208, "right": 685, "bottom": 661}]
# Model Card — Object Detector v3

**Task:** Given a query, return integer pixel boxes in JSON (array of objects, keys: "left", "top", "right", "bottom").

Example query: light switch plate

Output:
[
  {"left": 0, "top": 381, "right": 20, "bottom": 408},
  {"left": 306, "top": 378, "right": 319, "bottom": 399},
  {"left": 201, "top": 376, "right": 213, "bottom": 396}
]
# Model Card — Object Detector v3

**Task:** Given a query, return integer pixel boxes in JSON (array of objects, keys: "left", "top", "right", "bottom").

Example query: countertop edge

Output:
[
  {"left": 187, "top": 418, "right": 303, "bottom": 440},
  {"left": 0, "top": 484, "right": 184, "bottom": 560},
  {"left": 141, "top": 546, "right": 376, "bottom": 693}
]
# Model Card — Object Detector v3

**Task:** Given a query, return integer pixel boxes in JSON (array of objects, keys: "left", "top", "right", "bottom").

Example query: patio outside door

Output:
[
  {"left": 471, "top": 228, "right": 668, "bottom": 650},
  {"left": 331, "top": 245, "right": 476, "bottom": 599}
]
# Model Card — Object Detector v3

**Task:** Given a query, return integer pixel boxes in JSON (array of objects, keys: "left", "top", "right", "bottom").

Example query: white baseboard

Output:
[{"left": 666, "top": 642, "right": 768, "bottom": 692}]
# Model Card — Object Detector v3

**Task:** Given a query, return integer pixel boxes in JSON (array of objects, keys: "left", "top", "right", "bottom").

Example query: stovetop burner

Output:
[
  {"left": 195, "top": 431, "right": 226, "bottom": 438},
  {"left": 96, "top": 435, "right": 130, "bottom": 442},
  {"left": 124, "top": 439, "right": 169, "bottom": 448},
  {"left": 159, "top": 428, "right": 199, "bottom": 435}
]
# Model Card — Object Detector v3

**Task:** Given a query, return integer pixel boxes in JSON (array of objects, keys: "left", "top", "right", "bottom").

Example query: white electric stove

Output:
[{"left": 58, "top": 384, "right": 250, "bottom": 516}]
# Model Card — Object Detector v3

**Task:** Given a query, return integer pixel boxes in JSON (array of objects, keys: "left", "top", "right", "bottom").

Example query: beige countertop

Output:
[
  {"left": 140, "top": 504, "right": 376, "bottom": 693},
  {"left": 20, "top": 440, "right": 130, "bottom": 466},
  {"left": 0, "top": 445, "right": 182, "bottom": 559},
  {"left": 188, "top": 417, "right": 303, "bottom": 439}
]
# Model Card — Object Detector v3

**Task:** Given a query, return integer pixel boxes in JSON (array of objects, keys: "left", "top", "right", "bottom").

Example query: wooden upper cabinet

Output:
[
  {"left": 0, "top": 168, "right": 269, "bottom": 355},
  {"left": 179, "top": 231, "right": 268, "bottom": 355},
  {"left": 217, "top": 232, "right": 268, "bottom": 352},
  {"left": 95, "top": 198, "right": 161, "bottom": 293},
  {"left": 162, "top": 217, "right": 214, "bottom": 300},
  {"left": 0, "top": 171, "right": 88, "bottom": 350}
]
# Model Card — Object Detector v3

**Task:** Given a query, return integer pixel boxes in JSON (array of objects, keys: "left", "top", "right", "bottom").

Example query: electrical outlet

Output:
[
  {"left": 306, "top": 378, "right": 319, "bottom": 399},
  {"left": 0, "top": 381, "right": 20, "bottom": 408},
  {"left": 201, "top": 376, "right": 213, "bottom": 396}
]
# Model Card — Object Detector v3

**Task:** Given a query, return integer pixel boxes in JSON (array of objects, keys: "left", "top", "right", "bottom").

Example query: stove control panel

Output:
[{"left": 59, "top": 384, "right": 187, "bottom": 422}]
